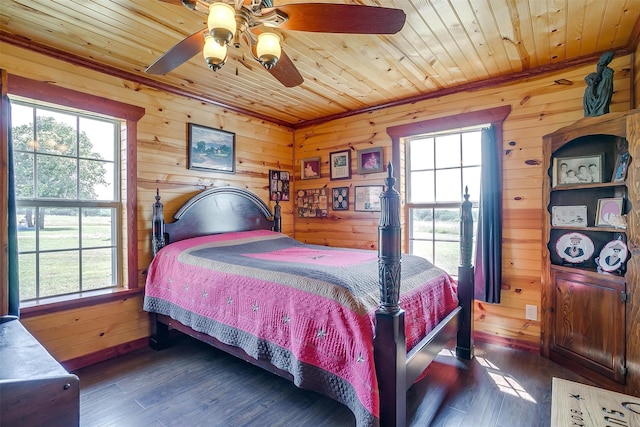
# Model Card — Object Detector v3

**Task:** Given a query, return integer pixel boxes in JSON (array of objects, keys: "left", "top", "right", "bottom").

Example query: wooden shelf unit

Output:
[{"left": 541, "top": 110, "right": 639, "bottom": 396}]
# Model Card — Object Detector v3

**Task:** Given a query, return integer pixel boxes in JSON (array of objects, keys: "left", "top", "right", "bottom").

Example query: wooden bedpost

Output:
[
  {"left": 456, "top": 187, "right": 474, "bottom": 360},
  {"left": 151, "top": 189, "right": 166, "bottom": 257},
  {"left": 273, "top": 200, "right": 282, "bottom": 232},
  {"left": 374, "top": 163, "right": 406, "bottom": 427}
]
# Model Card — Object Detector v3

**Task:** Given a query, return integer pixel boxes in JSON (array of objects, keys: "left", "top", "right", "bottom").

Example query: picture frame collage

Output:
[
  {"left": 296, "top": 188, "right": 328, "bottom": 218},
  {"left": 296, "top": 147, "right": 385, "bottom": 215},
  {"left": 269, "top": 170, "right": 290, "bottom": 202}
]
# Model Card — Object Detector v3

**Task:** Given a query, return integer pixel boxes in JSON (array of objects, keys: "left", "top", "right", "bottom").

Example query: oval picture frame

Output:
[
  {"left": 556, "top": 232, "right": 594, "bottom": 264},
  {"left": 597, "top": 240, "right": 628, "bottom": 272}
]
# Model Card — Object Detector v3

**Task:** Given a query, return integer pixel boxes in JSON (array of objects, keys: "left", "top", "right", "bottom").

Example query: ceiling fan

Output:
[{"left": 146, "top": 0, "right": 406, "bottom": 87}]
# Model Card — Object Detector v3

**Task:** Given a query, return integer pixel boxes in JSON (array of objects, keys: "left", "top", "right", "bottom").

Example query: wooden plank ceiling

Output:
[{"left": 1, "top": 0, "right": 639, "bottom": 127}]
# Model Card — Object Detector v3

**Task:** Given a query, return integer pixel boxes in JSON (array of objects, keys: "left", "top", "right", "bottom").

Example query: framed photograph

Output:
[
  {"left": 597, "top": 239, "right": 628, "bottom": 273},
  {"left": 555, "top": 232, "right": 594, "bottom": 264},
  {"left": 354, "top": 185, "right": 383, "bottom": 211},
  {"left": 330, "top": 150, "right": 351, "bottom": 180},
  {"left": 552, "top": 205, "right": 588, "bottom": 227},
  {"left": 296, "top": 188, "right": 328, "bottom": 217},
  {"left": 612, "top": 151, "right": 630, "bottom": 182},
  {"left": 552, "top": 153, "right": 603, "bottom": 187},
  {"left": 269, "top": 170, "right": 290, "bottom": 201},
  {"left": 332, "top": 187, "right": 349, "bottom": 210},
  {"left": 595, "top": 197, "right": 625, "bottom": 228},
  {"left": 357, "top": 147, "right": 384, "bottom": 174},
  {"left": 188, "top": 123, "right": 235, "bottom": 173},
  {"left": 301, "top": 157, "right": 321, "bottom": 180}
]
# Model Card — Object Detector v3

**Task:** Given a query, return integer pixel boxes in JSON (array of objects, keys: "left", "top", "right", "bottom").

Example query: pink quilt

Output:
[{"left": 144, "top": 230, "right": 458, "bottom": 426}]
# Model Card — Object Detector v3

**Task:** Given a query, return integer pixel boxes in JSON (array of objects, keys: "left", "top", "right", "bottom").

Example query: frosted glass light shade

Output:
[
  {"left": 208, "top": 3, "right": 236, "bottom": 45},
  {"left": 256, "top": 32, "right": 281, "bottom": 69},
  {"left": 203, "top": 34, "right": 227, "bottom": 70}
]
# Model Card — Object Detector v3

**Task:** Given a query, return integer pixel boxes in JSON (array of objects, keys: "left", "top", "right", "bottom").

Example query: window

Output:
[
  {"left": 387, "top": 106, "right": 509, "bottom": 298},
  {"left": 406, "top": 128, "right": 482, "bottom": 275},
  {"left": 11, "top": 100, "right": 121, "bottom": 301}
]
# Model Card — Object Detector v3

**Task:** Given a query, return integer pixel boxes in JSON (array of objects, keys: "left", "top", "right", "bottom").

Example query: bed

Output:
[{"left": 144, "top": 168, "right": 474, "bottom": 427}]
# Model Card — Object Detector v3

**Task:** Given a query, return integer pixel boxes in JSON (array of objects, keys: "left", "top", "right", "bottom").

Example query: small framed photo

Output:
[
  {"left": 301, "top": 157, "right": 321, "bottom": 180},
  {"left": 188, "top": 123, "right": 235, "bottom": 174},
  {"left": 355, "top": 185, "right": 383, "bottom": 211},
  {"left": 552, "top": 154, "right": 603, "bottom": 187},
  {"left": 332, "top": 187, "right": 349, "bottom": 210},
  {"left": 595, "top": 197, "right": 624, "bottom": 227},
  {"left": 357, "top": 147, "right": 384, "bottom": 174},
  {"left": 330, "top": 150, "right": 351, "bottom": 180},
  {"left": 612, "top": 152, "right": 630, "bottom": 182},
  {"left": 552, "top": 205, "right": 587, "bottom": 227}
]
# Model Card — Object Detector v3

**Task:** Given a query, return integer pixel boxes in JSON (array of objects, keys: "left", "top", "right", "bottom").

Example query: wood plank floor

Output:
[{"left": 73, "top": 337, "right": 596, "bottom": 427}]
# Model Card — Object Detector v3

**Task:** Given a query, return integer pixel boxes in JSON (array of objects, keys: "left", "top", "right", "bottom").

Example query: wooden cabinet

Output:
[{"left": 542, "top": 110, "right": 640, "bottom": 395}]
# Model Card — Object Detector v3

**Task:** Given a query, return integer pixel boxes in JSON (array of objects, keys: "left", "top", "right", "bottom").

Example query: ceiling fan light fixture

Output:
[
  {"left": 203, "top": 33, "right": 227, "bottom": 71},
  {"left": 207, "top": 2, "right": 236, "bottom": 46},
  {"left": 256, "top": 32, "right": 281, "bottom": 70}
]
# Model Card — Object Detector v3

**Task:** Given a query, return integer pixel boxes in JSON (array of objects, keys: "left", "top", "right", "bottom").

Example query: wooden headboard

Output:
[{"left": 155, "top": 187, "right": 280, "bottom": 248}]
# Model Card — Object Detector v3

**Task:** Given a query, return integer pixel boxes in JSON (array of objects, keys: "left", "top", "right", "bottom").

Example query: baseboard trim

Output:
[
  {"left": 473, "top": 331, "right": 540, "bottom": 353},
  {"left": 62, "top": 337, "right": 148, "bottom": 371}
]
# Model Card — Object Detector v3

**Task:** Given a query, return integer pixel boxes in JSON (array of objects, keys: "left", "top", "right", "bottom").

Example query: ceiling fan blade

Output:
[
  {"left": 269, "top": 4, "right": 406, "bottom": 34},
  {"left": 268, "top": 50, "right": 304, "bottom": 87},
  {"left": 145, "top": 29, "right": 205, "bottom": 74}
]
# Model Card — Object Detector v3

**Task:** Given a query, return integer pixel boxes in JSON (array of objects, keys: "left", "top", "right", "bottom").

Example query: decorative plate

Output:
[
  {"left": 597, "top": 239, "right": 628, "bottom": 272},
  {"left": 555, "top": 232, "right": 594, "bottom": 263}
]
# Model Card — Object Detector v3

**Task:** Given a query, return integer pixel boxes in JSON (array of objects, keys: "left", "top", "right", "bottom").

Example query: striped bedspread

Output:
[{"left": 143, "top": 230, "right": 458, "bottom": 426}]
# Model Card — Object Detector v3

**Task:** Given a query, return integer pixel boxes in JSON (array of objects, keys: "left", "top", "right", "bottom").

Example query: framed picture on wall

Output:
[
  {"left": 357, "top": 147, "right": 383, "bottom": 174},
  {"left": 330, "top": 150, "right": 351, "bottom": 180},
  {"left": 269, "top": 170, "right": 290, "bottom": 201},
  {"left": 188, "top": 123, "right": 235, "bottom": 174},
  {"left": 332, "top": 187, "right": 349, "bottom": 210},
  {"left": 354, "top": 185, "right": 383, "bottom": 211},
  {"left": 301, "top": 157, "right": 321, "bottom": 179}
]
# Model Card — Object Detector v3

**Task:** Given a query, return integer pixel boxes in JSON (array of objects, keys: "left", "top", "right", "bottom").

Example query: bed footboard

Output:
[{"left": 375, "top": 166, "right": 474, "bottom": 426}]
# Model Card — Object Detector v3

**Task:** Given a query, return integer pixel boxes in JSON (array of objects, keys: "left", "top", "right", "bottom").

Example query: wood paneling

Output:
[
  {"left": 1, "top": 0, "right": 638, "bottom": 125},
  {"left": 0, "top": 24, "right": 638, "bottom": 380},
  {"left": 21, "top": 294, "right": 148, "bottom": 363},
  {"left": 0, "top": 43, "right": 293, "bottom": 365},
  {"left": 293, "top": 55, "right": 633, "bottom": 351},
  {"left": 626, "top": 111, "right": 640, "bottom": 396}
]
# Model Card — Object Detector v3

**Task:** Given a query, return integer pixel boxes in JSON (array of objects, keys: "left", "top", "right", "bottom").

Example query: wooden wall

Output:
[
  {"left": 635, "top": 42, "right": 640, "bottom": 108},
  {"left": 0, "top": 41, "right": 636, "bottom": 364},
  {"left": 0, "top": 43, "right": 294, "bottom": 365},
  {"left": 293, "top": 56, "right": 633, "bottom": 348}
]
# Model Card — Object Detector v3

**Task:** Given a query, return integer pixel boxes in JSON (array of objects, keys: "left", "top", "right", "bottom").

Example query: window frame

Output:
[
  {"left": 12, "top": 100, "right": 122, "bottom": 300},
  {"left": 7, "top": 74, "right": 144, "bottom": 312},
  {"left": 405, "top": 128, "right": 484, "bottom": 273},
  {"left": 386, "top": 106, "right": 511, "bottom": 257}
]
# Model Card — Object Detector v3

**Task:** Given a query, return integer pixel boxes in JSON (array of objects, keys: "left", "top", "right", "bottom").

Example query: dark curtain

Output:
[
  {"left": 7, "top": 100, "right": 20, "bottom": 315},
  {"left": 474, "top": 125, "right": 502, "bottom": 303}
]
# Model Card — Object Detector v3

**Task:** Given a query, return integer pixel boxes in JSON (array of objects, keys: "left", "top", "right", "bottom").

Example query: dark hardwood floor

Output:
[{"left": 74, "top": 337, "right": 595, "bottom": 427}]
